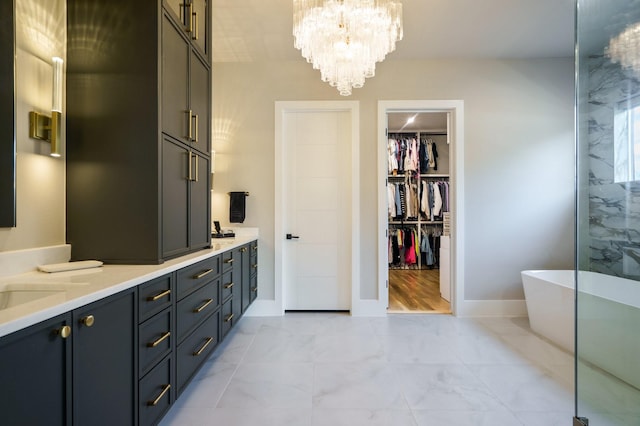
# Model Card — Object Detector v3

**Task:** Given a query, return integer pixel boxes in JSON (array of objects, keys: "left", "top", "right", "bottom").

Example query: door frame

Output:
[
  {"left": 274, "top": 101, "right": 360, "bottom": 314},
  {"left": 378, "top": 100, "right": 464, "bottom": 316}
]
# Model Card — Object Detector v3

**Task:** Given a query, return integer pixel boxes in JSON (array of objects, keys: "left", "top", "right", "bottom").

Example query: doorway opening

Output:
[{"left": 378, "top": 101, "right": 464, "bottom": 316}]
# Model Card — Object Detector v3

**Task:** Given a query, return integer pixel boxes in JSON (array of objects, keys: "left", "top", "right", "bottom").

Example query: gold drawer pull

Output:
[
  {"left": 147, "top": 331, "right": 171, "bottom": 348},
  {"left": 251, "top": 245, "right": 257, "bottom": 250},
  {"left": 193, "top": 337, "right": 213, "bottom": 356},
  {"left": 147, "top": 289, "right": 171, "bottom": 302},
  {"left": 240, "top": 247, "right": 247, "bottom": 253},
  {"left": 80, "top": 315, "right": 95, "bottom": 327},
  {"left": 147, "top": 384, "right": 171, "bottom": 406},
  {"left": 224, "top": 282, "right": 234, "bottom": 289},
  {"left": 224, "top": 313, "right": 234, "bottom": 323},
  {"left": 252, "top": 264, "right": 258, "bottom": 269},
  {"left": 193, "top": 268, "right": 213, "bottom": 279},
  {"left": 251, "top": 287, "right": 257, "bottom": 293},
  {"left": 56, "top": 325, "right": 71, "bottom": 339},
  {"left": 224, "top": 258, "right": 234, "bottom": 264},
  {"left": 193, "top": 298, "right": 213, "bottom": 313}
]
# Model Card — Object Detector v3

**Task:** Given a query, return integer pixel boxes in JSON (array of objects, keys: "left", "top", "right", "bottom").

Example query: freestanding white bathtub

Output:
[{"left": 522, "top": 269, "right": 640, "bottom": 390}]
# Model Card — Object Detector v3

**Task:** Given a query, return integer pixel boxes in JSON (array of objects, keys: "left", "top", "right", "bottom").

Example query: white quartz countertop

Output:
[{"left": 0, "top": 237, "right": 256, "bottom": 338}]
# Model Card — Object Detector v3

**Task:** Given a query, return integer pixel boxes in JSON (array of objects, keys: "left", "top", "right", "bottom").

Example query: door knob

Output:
[{"left": 286, "top": 234, "right": 300, "bottom": 240}]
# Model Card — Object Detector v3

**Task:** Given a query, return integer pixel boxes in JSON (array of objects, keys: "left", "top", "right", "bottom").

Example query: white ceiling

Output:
[{"left": 212, "top": 0, "right": 576, "bottom": 63}]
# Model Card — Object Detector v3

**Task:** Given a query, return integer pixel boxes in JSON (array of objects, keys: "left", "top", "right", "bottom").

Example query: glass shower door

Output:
[{"left": 575, "top": 1, "right": 640, "bottom": 424}]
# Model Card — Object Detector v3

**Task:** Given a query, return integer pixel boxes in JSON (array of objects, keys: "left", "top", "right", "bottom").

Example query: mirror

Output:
[{"left": 0, "top": 0, "right": 15, "bottom": 227}]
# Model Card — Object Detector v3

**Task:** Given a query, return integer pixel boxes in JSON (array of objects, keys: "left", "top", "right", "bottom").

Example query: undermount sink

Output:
[{"left": 0, "top": 282, "right": 87, "bottom": 310}]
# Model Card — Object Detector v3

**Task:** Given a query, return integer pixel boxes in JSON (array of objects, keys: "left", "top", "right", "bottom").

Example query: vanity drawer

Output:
[
  {"left": 220, "top": 270, "right": 235, "bottom": 301},
  {"left": 176, "top": 279, "right": 219, "bottom": 343},
  {"left": 139, "top": 355, "right": 172, "bottom": 426},
  {"left": 138, "top": 273, "right": 173, "bottom": 323},
  {"left": 139, "top": 309, "right": 173, "bottom": 377},
  {"left": 177, "top": 255, "right": 220, "bottom": 300},
  {"left": 221, "top": 297, "right": 234, "bottom": 338},
  {"left": 176, "top": 311, "right": 219, "bottom": 394},
  {"left": 221, "top": 249, "right": 235, "bottom": 271}
]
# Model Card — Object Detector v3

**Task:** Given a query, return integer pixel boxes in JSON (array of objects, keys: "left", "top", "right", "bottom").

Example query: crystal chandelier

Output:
[
  {"left": 607, "top": 23, "right": 640, "bottom": 74},
  {"left": 293, "top": 0, "right": 403, "bottom": 96}
]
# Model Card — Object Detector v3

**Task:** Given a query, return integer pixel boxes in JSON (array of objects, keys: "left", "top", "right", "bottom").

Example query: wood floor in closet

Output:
[{"left": 388, "top": 269, "right": 451, "bottom": 313}]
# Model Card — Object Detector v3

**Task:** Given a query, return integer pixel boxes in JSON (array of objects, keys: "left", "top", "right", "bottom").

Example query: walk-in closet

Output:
[{"left": 386, "top": 112, "right": 451, "bottom": 313}]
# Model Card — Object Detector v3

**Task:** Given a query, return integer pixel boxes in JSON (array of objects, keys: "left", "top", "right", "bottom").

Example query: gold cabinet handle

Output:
[
  {"left": 187, "top": 150, "right": 193, "bottom": 181},
  {"left": 81, "top": 315, "right": 95, "bottom": 327},
  {"left": 252, "top": 264, "right": 258, "bottom": 269},
  {"left": 56, "top": 325, "right": 71, "bottom": 339},
  {"left": 192, "top": 11, "right": 198, "bottom": 40},
  {"left": 251, "top": 244, "right": 257, "bottom": 250},
  {"left": 240, "top": 247, "right": 247, "bottom": 253},
  {"left": 194, "top": 152, "right": 199, "bottom": 182},
  {"left": 147, "top": 289, "right": 171, "bottom": 302},
  {"left": 192, "top": 268, "right": 213, "bottom": 279},
  {"left": 193, "top": 337, "right": 213, "bottom": 356},
  {"left": 224, "top": 313, "right": 234, "bottom": 323},
  {"left": 193, "top": 298, "right": 213, "bottom": 313},
  {"left": 147, "top": 384, "right": 171, "bottom": 406},
  {"left": 192, "top": 114, "right": 199, "bottom": 143},
  {"left": 185, "top": 3, "right": 193, "bottom": 33},
  {"left": 224, "top": 258, "right": 234, "bottom": 264},
  {"left": 251, "top": 287, "right": 257, "bottom": 293},
  {"left": 186, "top": 109, "right": 193, "bottom": 140},
  {"left": 224, "top": 282, "right": 234, "bottom": 289},
  {"left": 147, "top": 331, "right": 171, "bottom": 348}
]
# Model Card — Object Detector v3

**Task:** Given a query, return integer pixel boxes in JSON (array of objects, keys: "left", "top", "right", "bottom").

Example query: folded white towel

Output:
[{"left": 38, "top": 260, "right": 104, "bottom": 273}]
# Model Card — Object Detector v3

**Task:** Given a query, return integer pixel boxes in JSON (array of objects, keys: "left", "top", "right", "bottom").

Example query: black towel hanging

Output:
[{"left": 229, "top": 192, "right": 248, "bottom": 223}]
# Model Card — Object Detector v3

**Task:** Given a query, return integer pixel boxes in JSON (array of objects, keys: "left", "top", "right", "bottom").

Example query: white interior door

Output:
[{"left": 282, "top": 110, "right": 351, "bottom": 310}]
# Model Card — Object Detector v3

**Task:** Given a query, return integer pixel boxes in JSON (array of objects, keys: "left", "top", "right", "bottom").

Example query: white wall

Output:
[
  {"left": 0, "top": 0, "right": 66, "bottom": 252},
  {"left": 212, "top": 57, "right": 575, "bottom": 307}
]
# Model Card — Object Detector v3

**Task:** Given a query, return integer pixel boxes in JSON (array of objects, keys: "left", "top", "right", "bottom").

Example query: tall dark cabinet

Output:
[{"left": 66, "top": 0, "right": 211, "bottom": 264}]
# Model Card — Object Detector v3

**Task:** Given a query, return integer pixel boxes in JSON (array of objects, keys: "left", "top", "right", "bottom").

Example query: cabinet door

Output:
[
  {"left": 241, "top": 245, "right": 251, "bottom": 313},
  {"left": 190, "top": 152, "right": 210, "bottom": 250},
  {"left": 164, "top": 0, "right": 187, "bottom": 28},
  {"left": 162, "top": 14, "right": 189, "bottom": 143},
  {"left": 232, "top": 247, "right": 243, "bottom": 320},
  {"left": 73, "top": 290, "right": 136, "bottom": 426},
  {"left": 189, "top": 51, "right": 210, "bottom": 154},
  {"left": 0, "top": 314, "right": 72, "bottom": 426},
  {"left": 190, "top": 0, "right": 208, "bottom": 58},
  {"left": 163, "top": 137, "right": 190, "bottom": 258}
]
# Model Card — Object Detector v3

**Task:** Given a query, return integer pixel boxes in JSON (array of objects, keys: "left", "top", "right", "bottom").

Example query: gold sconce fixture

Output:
[{"left": 29, "top": 56, "right": 63, "bottom": 157}]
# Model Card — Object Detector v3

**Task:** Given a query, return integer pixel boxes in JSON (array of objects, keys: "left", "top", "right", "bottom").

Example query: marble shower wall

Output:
[{"left": 585, "top": 56, "right": 640, "bottom": 278}]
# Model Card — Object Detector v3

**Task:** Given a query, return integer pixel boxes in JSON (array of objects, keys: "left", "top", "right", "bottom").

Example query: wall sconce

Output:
[{"left": 29, "top": 56, "right": 63, "bottom": 157}]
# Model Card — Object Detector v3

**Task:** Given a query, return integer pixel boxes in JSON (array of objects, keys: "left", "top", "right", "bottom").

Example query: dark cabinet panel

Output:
[
  {"left": 190, "top": 52, "right": 210, "bottom": 154},
  {"left": 241, "top": 245, "right": 251, "bottom": 313},
  {"left": 190, "top": 153, "right": 211, "bottom": 249},
  {"left": 176, "top": 310, "right": 219, "bottom": 394},
  {"left": 177, "top": 278, "right": 219, "bottom": 342},
  {"left": 162, "top": 15, "right": 190, "bottom": 144},
  {"left": 0, "top": 314, "right": 72, "bottom": 426},
  {"left": 139, "top": 308, "right": 173, "bottom": 377},
  {"left": 191, "top": 0, "right": 209, "bottom": 58},
  {"left": 72, "top": 290, "right": 136, "bottom": 426},
  {"left": 176, "top": 255, "right": 220, "bottom": 299},
  {"left": 162, "top": 137, "right": 190, "bottom": 257},
  {"left": 139, "top": 274, "right": 174, "bottom": 323},
  {"left": 139, "top": 355, "right": 173, "bottom": 426}
]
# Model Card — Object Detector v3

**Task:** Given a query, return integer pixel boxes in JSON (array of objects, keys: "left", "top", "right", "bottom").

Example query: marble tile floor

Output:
[{"left": 159, "top": 313, "right": 639, "bottom": 426}]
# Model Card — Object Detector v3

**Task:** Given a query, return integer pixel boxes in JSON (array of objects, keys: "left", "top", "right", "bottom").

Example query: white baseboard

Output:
[
  {"left": 243, "top": 299, "right": 283, "bottom": 316},
  {"left": 457, "top": 299, "right": 528, "bottom": 317},
  {"left": 351, "top": 299, "right": 387, "bottom": 317}
]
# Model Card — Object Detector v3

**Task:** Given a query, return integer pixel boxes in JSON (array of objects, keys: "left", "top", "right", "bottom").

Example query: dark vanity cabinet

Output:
[
  {"left": 0, "top": 289, "right": 136, "bottom": 426},
  {"left": 0, "top": 314, "right": 71, "bottom": 425},
  {"left": 0, "top": 242, "right": 257, "bottom": 426},
  {"left": 66, "top": 0, "right": 211, "bottom": 264}
]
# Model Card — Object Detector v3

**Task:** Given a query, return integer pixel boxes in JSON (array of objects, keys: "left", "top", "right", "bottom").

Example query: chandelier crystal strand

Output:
[{"left": 293, "top": 0, "right": 403, "bottom": 96}]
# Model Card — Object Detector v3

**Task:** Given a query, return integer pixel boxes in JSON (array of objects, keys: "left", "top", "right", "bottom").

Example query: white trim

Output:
[
  {"left": 243, "top": 300, "right": 283, "bottom": 317},
  {"left": 456, "top": 300, "right": 528, "bottom": 318},
  {"left": 377, "top": 100, "right": 465, "bottom": 317},
  {"left": 274, "top": 101, "right": 360, "bottom": 315}
]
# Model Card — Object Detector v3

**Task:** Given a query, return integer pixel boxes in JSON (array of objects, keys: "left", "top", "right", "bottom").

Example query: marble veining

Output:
[{"left": 584, "top": 55, "right": 640, "bottom": 279}]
